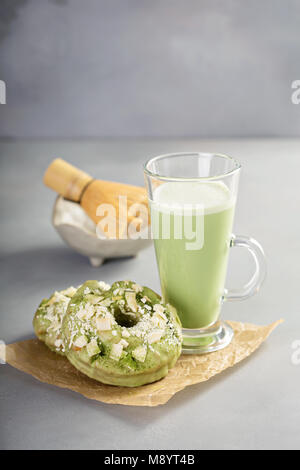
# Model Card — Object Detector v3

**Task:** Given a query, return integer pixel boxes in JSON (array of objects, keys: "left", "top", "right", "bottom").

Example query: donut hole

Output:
[{"left": 114, "top": 306, "right": 138, "bottom": 328}]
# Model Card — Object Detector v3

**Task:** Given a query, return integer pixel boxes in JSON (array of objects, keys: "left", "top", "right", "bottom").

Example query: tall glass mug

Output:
[{"left": 144, "top": 153, "right": 266, "bottom": 354}]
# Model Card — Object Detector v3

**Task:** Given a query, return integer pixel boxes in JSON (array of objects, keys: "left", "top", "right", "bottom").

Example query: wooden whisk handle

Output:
[{"left": 43, "top": 158, "right": 93, "bottom": 202}]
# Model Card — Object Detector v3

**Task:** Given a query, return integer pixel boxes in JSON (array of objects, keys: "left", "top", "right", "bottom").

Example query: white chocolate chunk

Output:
[
  {"left": 110, "top": 343, "right": 123, "bottom": 361},
  {"left": 122, "top": 329, "right": 130, "bottom": 338},
  {"left": 89, "top": 295, "right": 104, "bottom": 305},
  {"left": 101, "top": 298, "right": 113, "bottom": 307},
  {"left": 153, "top": 304, "right": 165, "bottom": 315},
  {"left": 96, "top": 316, "right": 112, "bottom": 331},
  {"left": 151, "top": 311, "right": 167, "bottom": 328},
  {"left": 147, "top": 329, "right": 164, "bottom": 344},
  {"left": 85, "top": 303, "right": 95, "bottom": 319},
  {"left": 96, "top": 305, "right": 109, "bottom": 316},
  {"left": 132, "top": 283, "right": 143, "bottom": 293},
  {"left": 73, "top": 335, "right": 87, "bottom": 349},
  {"left": 98, "top": 281, "right": 111, "bottom": 291},
  {"left": 61, "top": 286, "right": 77, "bottom": 297},
  {"left": 86, "top": 339, "right": 100, "bottom": 357},
  {"left": 49, "top": 291, "right": 68, "bottom": 305},
  {"left": 54, "top": 339, "right": 63, "bottom": 348},
  {"left": 125, "top": 291, "right": 138, "bottom": 312},
  {"left": 76, "top": 302, "right": 95, "bottom": 320},
  {"left": 132, "top": 345, "right": 147, "bottom": 363},
  {"left": 119, "top": 339, "right": 129, "bottom": 348}
]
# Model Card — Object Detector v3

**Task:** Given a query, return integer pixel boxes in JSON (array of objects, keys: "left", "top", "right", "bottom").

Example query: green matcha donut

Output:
[
  {"left": 33, "top": 286, "right": 78, "bottom": 355},
  {"left": 62, "top": 280, "right": 182, "bottom": 387}
]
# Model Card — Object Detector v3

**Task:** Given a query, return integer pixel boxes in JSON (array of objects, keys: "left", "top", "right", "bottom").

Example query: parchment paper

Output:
[{"left": 2, "top": 320, "right": 282, "bottom": 406}]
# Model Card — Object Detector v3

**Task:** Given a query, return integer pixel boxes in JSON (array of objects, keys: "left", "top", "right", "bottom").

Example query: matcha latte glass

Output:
[{"left": 144, "top": 153, "right": 266, "bottom": 354}]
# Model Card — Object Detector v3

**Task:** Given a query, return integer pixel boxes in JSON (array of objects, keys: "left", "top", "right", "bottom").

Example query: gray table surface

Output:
[{"left": 0, "top": 138, "right": 299, "bottom": 450}]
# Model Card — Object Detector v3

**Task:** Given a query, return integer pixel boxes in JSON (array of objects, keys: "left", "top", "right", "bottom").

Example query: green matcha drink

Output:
[{"left": 151, "top": 181, "right": 235, "bottom": 329}]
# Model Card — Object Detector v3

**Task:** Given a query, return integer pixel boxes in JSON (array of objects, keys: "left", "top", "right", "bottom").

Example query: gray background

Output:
[
  {"left": 1, "top": 0, "right": 300, "bottom": 138},
  {"left": 0, "top": 138, "right": 299, "bottom": 450}
]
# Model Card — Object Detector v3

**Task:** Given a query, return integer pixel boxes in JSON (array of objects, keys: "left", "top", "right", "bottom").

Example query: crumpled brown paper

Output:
[{"left": 2, "top": 320, "right": 282, "bottom": 406}]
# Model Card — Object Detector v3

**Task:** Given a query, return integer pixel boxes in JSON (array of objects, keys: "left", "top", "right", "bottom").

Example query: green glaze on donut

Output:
[
  {"left": 62, "top": 280, "right": 182, "bottom": 387},
  {"left": 33, "top": 286, "right": 78, "bottom": 355}
]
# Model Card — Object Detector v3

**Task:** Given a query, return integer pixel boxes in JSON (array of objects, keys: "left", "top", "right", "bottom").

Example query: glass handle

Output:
[{"left": 224, "top": 234, "right": 267, "bottom": 302}]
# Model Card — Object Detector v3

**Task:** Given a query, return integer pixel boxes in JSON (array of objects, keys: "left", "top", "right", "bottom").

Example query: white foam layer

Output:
[{"left": 152, "top": 181, "right": 235, "bottom": 215}]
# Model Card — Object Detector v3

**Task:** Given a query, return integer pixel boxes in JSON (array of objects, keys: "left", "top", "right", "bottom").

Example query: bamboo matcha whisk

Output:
[{"left": 44, "top": 158, "right": 149, "bottom": 239}]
